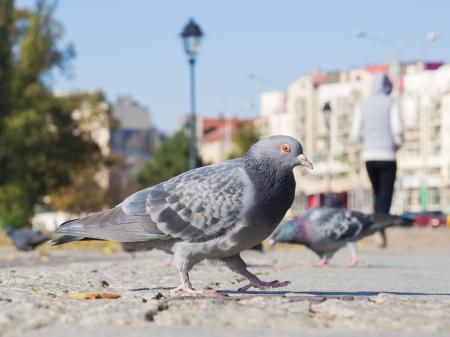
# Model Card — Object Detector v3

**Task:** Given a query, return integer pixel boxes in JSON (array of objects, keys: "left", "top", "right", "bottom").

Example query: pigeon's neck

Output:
[{"left": 244, "top": 152, "right": 296, "bottom": 222}]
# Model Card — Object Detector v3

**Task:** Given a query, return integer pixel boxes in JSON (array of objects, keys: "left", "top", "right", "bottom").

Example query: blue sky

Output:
[{"left": 18, "top": 0, "right": 450, "bottom": 133}]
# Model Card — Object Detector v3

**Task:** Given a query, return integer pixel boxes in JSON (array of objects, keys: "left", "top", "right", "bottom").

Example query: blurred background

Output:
[{"left": 1, "top": 0, "right": 450, "bottom": 235}]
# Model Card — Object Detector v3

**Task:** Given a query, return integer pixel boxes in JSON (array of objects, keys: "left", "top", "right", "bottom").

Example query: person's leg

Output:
[
  {"left": 366, "top": 161, "right": 381, "bottom": 211},
  {"left": 366, "top": 161, "right": 388, "bottom": 247},
  {"left": 377, "top": 161, "right": 397, "bottom": 213},
  {"left": 376, "top": 161, "right": 397, "bottom": 248}
]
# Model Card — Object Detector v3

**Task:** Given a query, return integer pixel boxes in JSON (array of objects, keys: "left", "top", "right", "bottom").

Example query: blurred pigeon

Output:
[
  {"left": 6, "top": 227, "right": 51, "bottom": 251},
  {"left": 270, "top": 207, "right": 409, "bottom": 267},
  {"left": 52, "top": 135, "right": 313, "bottom": 294}
]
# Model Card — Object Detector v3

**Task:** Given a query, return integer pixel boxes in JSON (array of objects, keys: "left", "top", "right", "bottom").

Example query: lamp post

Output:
[
  {"left": 322, "top": 102, "right": 333, "bottom": 193},
  {"left": 181, "top": 19, "right": 203, "bottom": 170}
]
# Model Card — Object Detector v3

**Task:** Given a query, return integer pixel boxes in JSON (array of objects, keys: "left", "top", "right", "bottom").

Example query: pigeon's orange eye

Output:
[{"left": 281, "top": 144, "right": 290, "bottom": 153}]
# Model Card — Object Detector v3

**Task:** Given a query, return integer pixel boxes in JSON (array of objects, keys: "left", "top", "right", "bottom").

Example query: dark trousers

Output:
[
  {"left": 365, "top": 160, "right": 397, "bottom": 247},
  {"left": 365, "top": 161, "right": 397, "bottom": 214}
]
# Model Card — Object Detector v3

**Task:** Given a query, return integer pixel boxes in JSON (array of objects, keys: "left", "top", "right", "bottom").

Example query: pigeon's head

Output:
[{"left": 247, "top": 135, "right": 313, "bottom": 170}]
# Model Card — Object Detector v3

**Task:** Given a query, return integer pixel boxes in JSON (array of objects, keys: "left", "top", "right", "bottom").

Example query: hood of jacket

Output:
[{"left": 371, "top": 73, "right": 393, "bottom": 95}]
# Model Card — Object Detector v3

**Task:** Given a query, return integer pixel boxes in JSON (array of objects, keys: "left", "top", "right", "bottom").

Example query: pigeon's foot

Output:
[
  {"left": 170, "top": 285, "right": 219, "bottom": 296},
  {"left": 345, "top": 258, "right": 358, "bottom": 268},
  {"left": 238, "top": 279, "right": 290, "bottom": 292},
  {"left": 314, "top": 259, "right": 329, "bottom": 267},
  {"left": 161, "top": 257, "right": 175, "bottom": 267}
]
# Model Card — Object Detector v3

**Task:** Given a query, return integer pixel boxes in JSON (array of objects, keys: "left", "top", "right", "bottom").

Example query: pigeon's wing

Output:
[
  {"left": 124, "top": 159, "right": 248, "bottom": 243},
  {"left": 55, "top": 160, "right": 248, "bottom": 243},
  {"left": 309, "top": 208, "right": 373, "bottom": 242}
]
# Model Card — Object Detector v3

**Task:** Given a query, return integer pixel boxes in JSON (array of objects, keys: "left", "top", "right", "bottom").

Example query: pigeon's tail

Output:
[
  {"left": 30, "top": 233, "right": 52, "bottom": 248},
  {"left": 52, "top": 207, "right": 162, "bottom": 243},
  {"left": 372, "top": 214, "right": 413, "bottom": 231},
  {"left": 269, "top": 220, "right": 295, "bottom": 247},
  {"left": 50, "top": 234, "right": 86, "bottom": 245},
  {"left": 268, "top": 225, "right": 282, "bottom": 247}
]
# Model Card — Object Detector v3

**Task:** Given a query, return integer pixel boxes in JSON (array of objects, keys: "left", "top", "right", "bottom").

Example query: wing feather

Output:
[
  {"left": 55, "top": 207, "right": 166, "bottom": 242},
  {"left": 134, "top": 159, "right": 247, "bottom": 242},
  {"left": 309, "top": 208, "right": 373, "bottom": 241},
  {"left": 56, "top": 159, "right": 248, "bottom": 243}
]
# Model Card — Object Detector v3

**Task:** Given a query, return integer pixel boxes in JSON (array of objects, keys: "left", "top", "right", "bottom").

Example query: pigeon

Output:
[
  {"left": 269, "top": 207, "right": 410, "bottom": 267},
  {"left": 52, "top": 135, "right": 313, "bottom": 294},
  {"left": 6, "top": 227, "right": 51, "bottom": 251}
]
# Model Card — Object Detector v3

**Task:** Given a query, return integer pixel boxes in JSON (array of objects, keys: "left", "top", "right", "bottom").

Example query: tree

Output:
[
  {"left": 0, "top": 0, "right": 13, "bottom": 122},
  {"left": 48, "top": 91, "right": 116, "bottom": 214},
  {"left": 0, "top": 1, "right": 110, "bottom": 228},
  {"left": 138, "top": 131, "right": 190, "bottom": 187},
  {"left": 228, "top": 123, "right": 260, "bottom": 159}
]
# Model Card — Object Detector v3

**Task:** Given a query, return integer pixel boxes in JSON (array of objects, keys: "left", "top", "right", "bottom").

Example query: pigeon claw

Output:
[
  {"left": 345, "top": 258, "right": 358, "bottom": 268},
  {"left": 170, "top": 285, "right": 219, "bottom": 296},
  {"left": 238, "top": 280, "right": 291, "bottom": 292},
  {"left": 314, "top": 259, "right": 329, "bottom": 267}
]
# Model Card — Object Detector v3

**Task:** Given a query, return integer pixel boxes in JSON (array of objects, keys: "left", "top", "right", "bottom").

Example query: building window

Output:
[
  {"left": 430, "top": 188, "right": 441, "bottom": 206},
  {"left": 431, "top": 145, "right": 441, "bottom": 156}
]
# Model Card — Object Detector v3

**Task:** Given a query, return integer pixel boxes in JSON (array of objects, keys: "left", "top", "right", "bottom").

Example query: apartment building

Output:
[{"left": 259, "top": 61, "right": 450, "bottom": 216}]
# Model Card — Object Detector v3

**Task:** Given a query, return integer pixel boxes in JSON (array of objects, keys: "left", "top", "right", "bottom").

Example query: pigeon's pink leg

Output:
[
  {"left": 161, "top": 256, "right": 175, "bottom": 267},
  {"left": 222, "top": 254, "right": 290, "bottom": 292},
  {"left": 314, "top": 259, "right": 329, "bottom": 267},
  {"left": 345, "top": 242, "right": 358, "bottom": 268},
  {"left": 238, "top": 279, "right": 290, "bottom": 292},
  {"left": 170, "top": 255, "right": 220, "bottom": 296},
  {"left": 346, "top": 257, "right": 358, "bottom": 268},
  {"left": 170, "top": 284, "right": 218, "bottom": 296},
  {"left": 170, "top": 277, "right": 218, "bottom": 296}
]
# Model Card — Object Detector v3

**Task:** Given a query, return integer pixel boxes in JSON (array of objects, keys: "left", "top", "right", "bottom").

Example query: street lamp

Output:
[
  {"left": 181, "top": 18, "right": 203, "bottom": 170},
  {"left": 322, "top": 102, "right": 333, "bottom": 193}
]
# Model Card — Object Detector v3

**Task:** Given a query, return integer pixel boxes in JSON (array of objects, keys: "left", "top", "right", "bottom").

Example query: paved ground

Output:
[{"left": 0, "top": 228, "right": 449, "bottom": 337}]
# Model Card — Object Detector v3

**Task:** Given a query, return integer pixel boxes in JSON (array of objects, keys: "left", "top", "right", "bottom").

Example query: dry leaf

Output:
[
  {"left": 309, "top": 310, "right": 336, "bottom": 320},
  {"left": 68, "top": 292, "right": 121, "bottom": 300}
]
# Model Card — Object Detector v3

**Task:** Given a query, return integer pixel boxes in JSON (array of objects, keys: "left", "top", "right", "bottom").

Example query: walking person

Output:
[{"left": 351, "top": 73, "right": 403, "bottom": 247}]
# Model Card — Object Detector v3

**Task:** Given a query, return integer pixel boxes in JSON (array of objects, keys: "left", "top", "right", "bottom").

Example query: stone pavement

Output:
[{"left": 0, "top": 228, "right": 449, "bottom": 337}]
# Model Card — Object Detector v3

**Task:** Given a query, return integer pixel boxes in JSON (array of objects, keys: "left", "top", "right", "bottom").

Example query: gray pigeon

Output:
[
  {"left": 52, "top": 135, "right": 313, "bottom": 293},
  {"left": 6, "top": 227, "right": 51, "bottom": 251},
  {"left": 269, "top": 207, "right": 410, "bottom": 267}
]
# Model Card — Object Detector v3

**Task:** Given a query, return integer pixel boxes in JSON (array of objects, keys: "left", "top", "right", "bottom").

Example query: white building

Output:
[
  {"left": 259, "top": 61, "right": 450, "bottom": 215},
  {"left": 396, "top": 63, "right": 450, "bottom": 212}
]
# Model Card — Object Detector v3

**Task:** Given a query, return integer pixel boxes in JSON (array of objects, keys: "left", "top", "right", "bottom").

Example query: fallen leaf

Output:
[
  {"left": 309, "top": 310, "right": 336, "bottom": 320},
  {"left": 68, "top": 292, "right": 121, "bottom": 300}
]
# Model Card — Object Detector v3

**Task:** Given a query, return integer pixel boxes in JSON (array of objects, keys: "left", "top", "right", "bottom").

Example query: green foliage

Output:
[
  {"left": 49, "top": 165, "right": 112, "bottom": 215},
  {"left": 0, "top": 1, "right": 111, "bottom": 228},
  {"left": 138, "top": 131, "right": 190, "bottom": 187},
  {"left": 228, "top": 123, "right": 260, "bottom": 159},
  {"left": 0, "top": 184, "right": 33, "bottom": 229},
  {"left": 0, "top": 0, "right": 14, "bottom": 121}
]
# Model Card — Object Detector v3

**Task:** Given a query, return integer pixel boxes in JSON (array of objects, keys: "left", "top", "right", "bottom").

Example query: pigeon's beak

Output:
[{"left": 297, "top": 154, "right": 313, "bottom": 169}]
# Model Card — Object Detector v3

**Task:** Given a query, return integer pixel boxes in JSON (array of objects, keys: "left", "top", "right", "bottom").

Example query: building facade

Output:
[
  {"left": 197, "top": 117, "right": 255, "bottom": 164},
  {"left": 110, "top": 96, "right": 160, "bottom": 199},
  {"left": 259, "top": 61, "right": 450, "bottom": 216}
]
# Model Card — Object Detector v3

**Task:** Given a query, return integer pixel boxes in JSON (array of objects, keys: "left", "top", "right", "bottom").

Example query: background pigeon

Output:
[
  {"left": 269, "top": 207, "right": 410, "bottom": 267},
  {"left": 52, "top": 135, "right": 313, "bottom": 294},
  {"left": 6, "top": 227, "right": 51, "bottom": 251}
]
